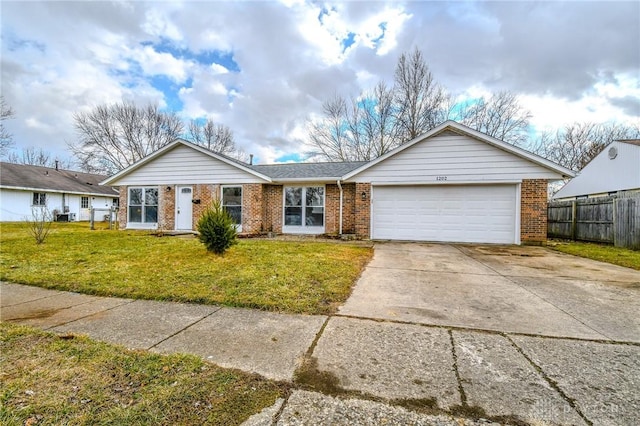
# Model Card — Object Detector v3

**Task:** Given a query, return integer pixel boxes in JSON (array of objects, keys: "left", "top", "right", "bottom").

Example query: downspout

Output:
[{"left": 337, "top": 179, "right": 343, "bottom": 235}]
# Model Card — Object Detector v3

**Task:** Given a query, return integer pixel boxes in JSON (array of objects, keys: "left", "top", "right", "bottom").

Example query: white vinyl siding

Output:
[
  {"left": 347, "top": 133, "right": 563, "bottom": 183},
  {"left": 0, "top": 189, "right": 114, "bottom": 222},
  {"left": 112, "top": 145, "right": 267, "bottom": 186},
  {"left": 553, "top": 141, "right": 640, "bottom": 199},
  {"left": 372, "top": 185, "right": 518, "bottom": 244}
]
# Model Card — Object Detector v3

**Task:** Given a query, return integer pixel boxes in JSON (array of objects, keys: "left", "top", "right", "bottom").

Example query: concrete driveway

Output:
[
  {"left": 303, "top": 243, "right": 640, "bottom": 425},
  {"left": 339, "top": 243, "right": 640, "bottom": 342}
]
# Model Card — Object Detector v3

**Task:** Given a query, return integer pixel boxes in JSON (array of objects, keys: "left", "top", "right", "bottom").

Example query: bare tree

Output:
[
  {"left": 531, "top": 121, "right": 640, "bottom": 171},
  {"left": 309, "top": 48, "right": 451, "bottom": 161},
  {"left": 1, "top": 96, "right": 15, "bottom": 157},
  {"left": 187, "top": 119, "right": 236, "bottom": 154},
  {"left": 308, "top": 95, "right": 352, "bottom": 161},
  {"left": 454, "top": 91, "right": 532, "bottom": 146},
  {"left": 70, "top": 102, "right": 184, "bottom": 174},
  {"left": 6, "top": 146, "right": 75, "bottom": 168},
  {"left": 393, "top": 47, "right": 450, "bottom": 142},
  {"left": 350, "top": 81, "right": 400, "bottom": 160}
]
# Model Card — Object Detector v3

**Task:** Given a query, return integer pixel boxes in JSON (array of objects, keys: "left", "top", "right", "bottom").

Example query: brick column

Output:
[
  {"left": 521, "top": 179, "right": 548, "bottom": 244},
  {"left": 262, "top": 185, "right": 283, "bottom": 233},
  {"left": 118, "top": 186, "right": 127, "bottom": 229},
  {"left": 354, "top": 183, "right": 371, "bottom": 238},
  {"left": 243, "top": 184, "right": 263, "bottom": 234},
  {"left": 158, "top": 185, "right": 175, "bottom": 231},
  {"left": 324, "top": 184, "right": 340, "bottom": 234}
]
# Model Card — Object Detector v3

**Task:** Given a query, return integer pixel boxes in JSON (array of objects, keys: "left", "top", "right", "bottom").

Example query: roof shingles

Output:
[{"left": 0, "top": 162, "right": 118, "bottom": 196}]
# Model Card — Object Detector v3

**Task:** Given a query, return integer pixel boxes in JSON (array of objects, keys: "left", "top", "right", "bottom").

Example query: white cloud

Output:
[
  {"left": 128, "top": 45, "right": 192, "bottom": 83},
  {"left": 1, "top": 0, "right": 638, "bottom": 167}
]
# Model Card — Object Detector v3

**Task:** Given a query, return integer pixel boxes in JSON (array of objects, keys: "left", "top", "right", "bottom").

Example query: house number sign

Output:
[{"left": 436, "top": 176, "right": 448, "bottom": 181}]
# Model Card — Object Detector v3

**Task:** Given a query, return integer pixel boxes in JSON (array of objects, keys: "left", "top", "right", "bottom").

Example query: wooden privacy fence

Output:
[{"left": 548, "top": 193, "right": 640, "bottom": 250}]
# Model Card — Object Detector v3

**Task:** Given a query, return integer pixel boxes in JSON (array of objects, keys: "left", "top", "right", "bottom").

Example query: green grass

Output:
[
  {"left": 0, "top": 322, "right": 285, "bottom": 425},
  {"left": 548, "top": 240, "right": 640, "bottom": 270},
  {"left": 0, "top": 223, "right": 373, "bottom": 314}
]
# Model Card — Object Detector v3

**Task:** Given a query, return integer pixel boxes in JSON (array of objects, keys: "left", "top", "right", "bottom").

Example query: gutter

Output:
[{"left": 337, "top": 180, "right": 343, "bottom": 235}]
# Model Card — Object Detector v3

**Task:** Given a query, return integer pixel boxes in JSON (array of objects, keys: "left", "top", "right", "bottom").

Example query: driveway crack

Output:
[{"left": 505, "top": 334, "right": 593, "bottom": 426}]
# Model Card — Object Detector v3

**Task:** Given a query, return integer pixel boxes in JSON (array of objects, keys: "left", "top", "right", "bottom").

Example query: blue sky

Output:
[{"left": 1, "top": 1, "right": 638, "bottom": 165}]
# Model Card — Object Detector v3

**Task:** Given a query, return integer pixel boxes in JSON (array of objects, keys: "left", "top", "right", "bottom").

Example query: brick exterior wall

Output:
[
  {"left": 354, "top": 182, "right": 371, "bottom": 238},
  {"left": 341, "top": 183, "right": 356, "bottom": 234},
  {"left": 242, "top": 184, "right": 263, "bottom": 234},
  {"left": 117, "top": 187, "right": 127, "bottom": 229},
  {"left": 323, "top": 183, "right": 357, "bottom": 235},
  {"left": 521, "top": 179, "right": 548, "bottom": 244},
  {"left": 325, "top": 184, "right": 339, "bottom": 234},
  {"left": 192, "top": 184, "right": 218, "bottom": 228},
  {"left": 158, "top": 186, "right": 175, "bottom": 231},
  {"left": 262, "top": 185, "right": 283, "bottom": 233}
]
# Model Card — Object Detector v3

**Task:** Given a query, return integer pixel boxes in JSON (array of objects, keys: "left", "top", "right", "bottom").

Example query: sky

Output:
[{"left": 1, "top": 0, "right": 639, "bottom": 166}]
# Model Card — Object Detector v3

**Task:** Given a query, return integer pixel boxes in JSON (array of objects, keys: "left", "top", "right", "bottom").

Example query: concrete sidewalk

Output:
[{"left": 2, "top": 282, "right": 639, "bottom": 425}]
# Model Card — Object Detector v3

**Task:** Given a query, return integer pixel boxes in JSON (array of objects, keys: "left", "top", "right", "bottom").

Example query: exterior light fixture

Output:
[
  {"left": 166, "top": 186, "right": 172, "bottom": 192},
  {"left": 361, "top": 191, "right": 367, "bottom": 201}
]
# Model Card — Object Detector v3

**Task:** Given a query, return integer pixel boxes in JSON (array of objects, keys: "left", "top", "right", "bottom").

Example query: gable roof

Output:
[
  {"left": 251, "top": 161, "right": 367, "bottom": 182},
  {"left": 102, "top": 139, "right": 272, "bottom": 185},
  {"left": 552, "top": 140, "right": 640, "bottom": 199},
  {"left": 0, "top": 162, "right": 118, "bottom": 196},
  {"left": 342, "top": 121, "right": 575, "bottom": 180}
]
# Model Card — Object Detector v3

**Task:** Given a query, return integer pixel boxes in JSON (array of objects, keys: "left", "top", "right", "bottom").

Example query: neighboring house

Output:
[
  {"left": 0, "top": 162, "right": 119, "bottom": 222},
  {"left": 102, "top": 121, "right": 574, "bottom": 244},
  {"left": 553, "top": 140, "right": 640, "bottom": 200}
]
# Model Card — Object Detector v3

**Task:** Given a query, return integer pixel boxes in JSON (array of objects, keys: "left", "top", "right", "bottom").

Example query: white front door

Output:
[{"left": 175, "top": 186, "right": 193, "bottom": 230}]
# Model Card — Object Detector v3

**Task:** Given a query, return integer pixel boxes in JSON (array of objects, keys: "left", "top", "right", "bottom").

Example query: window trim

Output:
[
  {"left": 80, "top": 196, "right": 90, "bottom": 209},
  {"left": 127, "top": 187, "right": 158, "bottom": 230},
  {"left": 221, "top": 185, "right": 243, "bottom": 232},
  {"left": 282, "top": 185, "right": 325, "bottom": 234}
]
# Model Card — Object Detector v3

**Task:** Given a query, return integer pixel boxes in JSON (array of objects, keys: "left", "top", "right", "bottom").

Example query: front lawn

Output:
[
  {"left": 0, "top": 323, "right": 284, "bottom": 425},
  {"left": 0, "top": 223, "right": 372, "bottom": 314},
  {"left": 548, "top": 240, "right": 640, "bottom": 270}
]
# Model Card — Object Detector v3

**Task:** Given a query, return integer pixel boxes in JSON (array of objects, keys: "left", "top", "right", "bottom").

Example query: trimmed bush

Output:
[{"left": 196, "top": 200, "right": 238, "bottom": 254}]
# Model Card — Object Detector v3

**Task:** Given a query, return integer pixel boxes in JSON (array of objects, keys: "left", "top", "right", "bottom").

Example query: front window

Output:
[
  {"left": 128, "top": 187, "right": 158, "bottom": 224},
  {"left": 81, "top": 196, "right": 89, "bottom": 209},
  {"left": 222, "top": 186, "right": 242, "bottom": 227},
  {"left": 284, "top": 186, "right": 324, "bottom": 232},
  {"left": 32, "top": 192, "right": 46, "bottom": 206}
]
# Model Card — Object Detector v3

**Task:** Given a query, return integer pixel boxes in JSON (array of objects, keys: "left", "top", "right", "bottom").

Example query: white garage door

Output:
[{"left": 372, "top": 185, "right": 517, "bottom": 244}]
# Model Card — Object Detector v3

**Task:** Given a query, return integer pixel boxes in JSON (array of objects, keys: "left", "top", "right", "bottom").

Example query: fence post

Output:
[
  {"left": 90, "top": 207, "right": 95, "bottom": 230},
  {"left": 613, "top": 198, "right": 617, "bottom": 246},
  {"left": 571, "top": 200, "right": 577, "bottom": 241}
]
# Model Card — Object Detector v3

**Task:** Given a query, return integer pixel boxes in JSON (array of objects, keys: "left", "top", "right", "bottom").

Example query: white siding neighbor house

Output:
[
  {"left": 0, "top": 162, "right": 119, "bottom": 222},
  {"left": 553, "top": 140, "right": 640, "bottom": 200}
]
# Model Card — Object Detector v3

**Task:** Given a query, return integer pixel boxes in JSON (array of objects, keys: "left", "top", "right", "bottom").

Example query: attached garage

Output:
[{"left": 371, "top": 184, "right": 518, "bottom": 244}]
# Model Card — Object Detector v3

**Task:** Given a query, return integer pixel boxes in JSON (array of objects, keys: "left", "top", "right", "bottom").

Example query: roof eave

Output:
[
  {"left": 1, "top": 185, "right": 119, "bottom": 197},
  {"left": 271, "top": 177, "right": 341, "bottom": 184}
]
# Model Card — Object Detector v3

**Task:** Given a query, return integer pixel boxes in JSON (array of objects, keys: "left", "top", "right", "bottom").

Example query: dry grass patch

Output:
[
  {"left": 0, "top": 223, "right": 373, "bottom": 314},
  {"left": 0, "top": 322, "right": 285, "bottom": 425},
  {"left": 548, "top": 240, "right": 640, "bottom": 270}
]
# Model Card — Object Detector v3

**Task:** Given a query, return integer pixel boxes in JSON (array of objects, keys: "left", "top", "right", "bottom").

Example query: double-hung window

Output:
[
  {"left": 32, "top": 192, "right": 46, "bottom": 206},
  {"left": 222, "top": 186, "right": 242, "bottom": 231},
  {"left": 283, "top": 186, "right": 324, "bottom": 233},
  {"left": 128, "top": 187, "right": 158, "bottom": 227}
]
